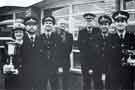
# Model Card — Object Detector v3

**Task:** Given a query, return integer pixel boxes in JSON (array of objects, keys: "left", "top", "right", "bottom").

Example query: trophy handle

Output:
[{"left": 9, "top": 56, "right": 15, "bottom": 71}]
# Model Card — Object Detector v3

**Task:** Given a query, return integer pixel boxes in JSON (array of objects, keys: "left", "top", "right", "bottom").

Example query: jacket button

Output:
[
  {"left": 102, "top": 47, "right": 104, "bottom": 50},
  {"left": 102, "top": 54, "right": 104, "bottom": 57}
]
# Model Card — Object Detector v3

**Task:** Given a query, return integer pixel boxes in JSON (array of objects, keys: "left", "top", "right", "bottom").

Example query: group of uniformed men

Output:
[
  {"left": 0, "top": 10, "right": 135, "bottom": 90},
  {"left": 0, "top": 15, "right": 73, "bottom": 90},
  {"left": 79, "top": 11, "right": 135, "bottom": 90}
]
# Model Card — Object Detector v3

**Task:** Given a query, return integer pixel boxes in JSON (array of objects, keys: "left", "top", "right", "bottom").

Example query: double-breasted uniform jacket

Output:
[
  {"left": 55, "top": 31, "right": 73, "bottom": 70},
  {"left": 78, "top": 27, "right": 100, "bottom": 90},
  {"left": 39, "top": 32, "right": 59, "bottom": 75},
  {"left": 111, "top": 31, "right": 135, "bottom": 89},
  {"left": 21, "top": 33, "right": 42, "bottom": 88},
  {"left": 93, "top": 32, "right": 114, "bottom": 74},
  {"left": 78, "top": 27, "right": 100, "bottom": 69},
  {"left": 111, "top": 31, "right": 135, "bottom": 70}
]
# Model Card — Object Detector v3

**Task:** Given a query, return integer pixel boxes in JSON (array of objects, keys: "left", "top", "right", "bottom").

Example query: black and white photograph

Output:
[{"left": 0, "top": 0, "right": 135, "bottom": 90}]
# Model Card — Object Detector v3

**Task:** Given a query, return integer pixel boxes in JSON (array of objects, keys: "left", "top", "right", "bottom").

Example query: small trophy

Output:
[
  {"left": 3, "top": 41, "right": 19, "bottom": 75},
  {"left": 127, "top": 50, "right": 135, "bottom": 66}
]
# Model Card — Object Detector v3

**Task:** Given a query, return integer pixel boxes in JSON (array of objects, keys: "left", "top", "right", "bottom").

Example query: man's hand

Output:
[
  {"left": 101, "top": 73, "right": 106, "bottom": 81},
  {"left": 88, "top": 69, "right": 93, "bottom": 75},
  {"left": 58, "top": 67, "right": 63, "bottom": 73}
]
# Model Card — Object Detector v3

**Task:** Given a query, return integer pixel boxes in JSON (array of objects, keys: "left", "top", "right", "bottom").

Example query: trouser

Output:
[
  {"left": 81, "top": 64, "right": 105, "bottom": 90},
  {"left": 57, "top": 69, "right": 70, "bottom": 90},
  {"left": 32, "top": 73, "right": 58, "bottom": 90},
  {"left": 5, "top": 74, "right": 23, "bottom": 90},
  {"left": 121, "top": 67, "right": 135, "bottom": 90},
  {"left": 109, "top": 68, "right": 121, "bottom": 90}
]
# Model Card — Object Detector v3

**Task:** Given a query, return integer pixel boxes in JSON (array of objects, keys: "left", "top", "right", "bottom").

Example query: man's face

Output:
[
  {"left": 25, "top": 24, "right": 38, "bottom": 34},
  {"left": 100, "top": 23, "right": 109, "bottom": 33},
  {"left": 43, "top": 21, "right": 54, "bottom": 32},
  {"left": 86, "top": 18, "right": 95, "bottom": 27},
  {"left": 14, "top": 30, "right": 24, "bottom": 40},
  {"left": 59, "top": 23, "right": 67, "bottom": 30},
  {"left": 115, "top": 19, "right": 127, "bottom": 32}
]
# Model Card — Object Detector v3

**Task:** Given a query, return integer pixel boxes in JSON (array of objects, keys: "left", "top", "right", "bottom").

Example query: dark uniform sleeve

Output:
[
  {"left": 65, "top": 33, "right": 73, "bottom": 55},
  {"left": 78, "top": 30, "right": 87, "bottom": 53}
]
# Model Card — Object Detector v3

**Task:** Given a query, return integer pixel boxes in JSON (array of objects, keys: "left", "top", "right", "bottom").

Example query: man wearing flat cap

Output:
[
  {"left": 39, "top": 15, "right": 60, "bottom": 90},
  {"left": 20, "top": 16, "right": 42, "bottom": 89},
  {"left": 91, "top": 15, "right": 114, "bottom": 89},
  {"left": 111, "top": 11, "right": 135, "bottom": 90},
  {"left": 78, "top": 13, "right": 100, "bottom": 90}
]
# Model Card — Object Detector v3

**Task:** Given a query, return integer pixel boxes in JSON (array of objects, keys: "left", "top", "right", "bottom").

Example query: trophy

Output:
[
  {"left": 121, "top": 49, "right": 135, "bottom": 66},
  {"left": 127, "top": 50, "right": 135, "bottom": 66},
  {"left": 3, "top": 41, "right": 19, "bottom": 75}
]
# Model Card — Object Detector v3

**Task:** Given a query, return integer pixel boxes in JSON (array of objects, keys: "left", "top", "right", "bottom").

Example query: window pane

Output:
[
  {"left": 125, "top": 0, "right": 135, "bottom": 10},
  {"left": 55, "top": 17, "right": 69, "bottom": 25},
  {"left": 128, "top": 13, "right": 135, "bottom": 22},
  {"left": 72, "top": 0, "right": 116, "bottom": 14},
  {"left": 16, "top": 11, "right": 26, "bottom": 19},
  {"left": 52, "top": 6, "right": 69, "bottom": 17},
  {"left": 0, "top": 14, "right": 13, "bottom": 33}
]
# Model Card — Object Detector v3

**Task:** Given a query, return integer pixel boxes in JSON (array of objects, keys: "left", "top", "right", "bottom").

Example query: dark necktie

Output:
[
  {"left": 120, "top": 34, "right": 123, "bottom": 39},
  {"left": 30, "top": 37, "right": 35, "bottom": 47},
  {"left": 31, "top": 37, "right": 34, "bottom": 42},
  {"left": 103, "top": 34, "right": 105, "bottom": 39}
]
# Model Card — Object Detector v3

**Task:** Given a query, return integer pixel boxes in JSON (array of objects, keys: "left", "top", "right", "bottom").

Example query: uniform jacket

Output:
[
  {"left": 93, "top": 32, "right": 115, "bottom": 73},
  {"left": 111, "top": 31, "right": 135, "bottom": 68},
  {"left": 21, "top": 33, "right": 42, "bottom": 88},
  {"left": 55, "top": 31, "right": 73, "bottom": 70},
  {"left": 39, "top": 32, "right": 59, "bottom": 74},
  {"left": 78, "top": 27, "right": 100, "bottom": 68}
]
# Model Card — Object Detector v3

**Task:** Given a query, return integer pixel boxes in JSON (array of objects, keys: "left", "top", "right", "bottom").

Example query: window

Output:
[
  {"left": 123, "top": 0, "right": 135, "bottom": 10},
  {"left": 121, "top": 0, "right": 135, "bottom": 25},
  {"left": 0, "top": 14, "right": 13, "bottom": 32}
]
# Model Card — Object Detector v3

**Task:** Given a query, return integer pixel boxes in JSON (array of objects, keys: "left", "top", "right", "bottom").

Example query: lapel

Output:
[
  {"left": 97, "top": 33, "right": 105, "bottom": 41},
  {"left": 124, "top": 32, "right": 129, "bottom": 41},
  {"left": 26, "top": 34, "right": 37, "bottom": 48},
  {"left": 33, "top": 35, "right": 38, "bottom": 47}
]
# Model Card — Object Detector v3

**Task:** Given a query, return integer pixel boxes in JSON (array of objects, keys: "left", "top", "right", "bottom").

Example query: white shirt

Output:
[
  {"left": 44, "top": 31, "right": 52, "bottom": 38},
  {"left": 87, "top": 27, "right": 93, "bottom": 33},
  {"left": 27, "top": 33, "right": 36, "bottom": 42},
  {"left": 101, "top": 33, "right": 109, "bottom": 38},
  {"left": 117, "top": 30, "right": 126, "bottom": 39}
]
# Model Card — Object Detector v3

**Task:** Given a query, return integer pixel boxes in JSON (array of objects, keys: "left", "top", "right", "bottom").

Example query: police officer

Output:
[
  {"left": 56, "top": 19, "right": 73, "bottom": 90},
  {"left": 40, "top": 15, "right": 59, "bottom": 90},
  {"left": 21, "top": 16, "right": 42, "bottom": 89},
  {"left": 2, "top": 23, "right": 25, "bottom": 90},
  {"left": 112, "top": 11, "right": 135, "bottom": 90},
  {"left": 78, "top": 13, "right": 100, "bottom": 90},
  {"left": 94, "top": 15, "right": 113, "bottom": 89}
]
